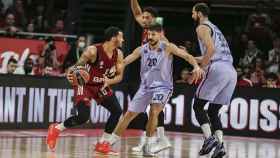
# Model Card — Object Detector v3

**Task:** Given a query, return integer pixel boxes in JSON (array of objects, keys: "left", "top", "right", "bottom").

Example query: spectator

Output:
[
  {"left": 2, "top": 58, "right": 18, "bottom": 74},
  {"left": 266, "top": 37, "right": 280, "bottom": 73},
  {"left": 50, "top": 19, "right": 66, "bottom": 41},
  {"left": 40, "top": 38, "right": 61, "bottom": 76},
  {"left": 32, "top": 3, "right": 48, "bottom": 32},
  {"left": 246, "top": 1, "right": 272, "bottom": 51},
  {"left": 246, "top": 1, "right": 271, "bottom": 32},
  {"left": 233, "top": 33, "right": 249, "bottom": 65},
  {"left": 263, "top": 73, "right": 278, "bottom": 88},
  {"left": 0, "top": 0, "right": 5, "bottom": 27},
  {"left": 238, "top": 33, "right": 249, "bottom": 57},
  {"left": 250, "top": 58, "right": 266, "bottom": 87},
  {"left": 23, "top": 22, "right": 35, "bottom": 39},
  {"left": 239, "top": 40, "right": 263, "bottom": 67},
  {"left": 236, "top": 67, "right": 253, "bottom": 87},
  {"left": 14, "top": 56, "right": 34, "bottom": 75},
  {"left": 6, "top": 0, "right": 27, "bottom": 27},
  {"left": 1, "top": 13, "right": 16, "bottom": 29},
  {"left": 63, "top": 35, "right": 87, "bottom": 70},
  {"left": 175, "top": 68, "right": 192, "bottom": 84}
]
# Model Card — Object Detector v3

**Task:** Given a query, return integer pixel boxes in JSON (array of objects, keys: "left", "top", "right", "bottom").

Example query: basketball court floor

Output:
[{"left": 0, "top": 129, "right": 279, "bottom": 158}]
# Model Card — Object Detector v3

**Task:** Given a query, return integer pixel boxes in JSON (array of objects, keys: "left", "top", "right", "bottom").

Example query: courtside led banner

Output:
[{"left": 0, "top": 75, "right": 279, "bottom": 139}]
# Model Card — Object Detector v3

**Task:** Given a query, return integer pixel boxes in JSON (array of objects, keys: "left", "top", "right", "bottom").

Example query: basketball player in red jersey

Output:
[
  {"left": 131, "top": 0, "right": 167, "bottom": 44},
  {"left": 46, "top": 26, "right": 124, "bottom": 154},
  {"left": 130, "top": 0, "right": 170, "bottom": 153}
]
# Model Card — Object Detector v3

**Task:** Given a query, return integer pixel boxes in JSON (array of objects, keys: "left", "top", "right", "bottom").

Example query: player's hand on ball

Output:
[
  {"left": 102, "top": 74, "right": 110, "bottom": 90},
  {"left": 190, "top": 66, "right": 204, "bottom": 84}
]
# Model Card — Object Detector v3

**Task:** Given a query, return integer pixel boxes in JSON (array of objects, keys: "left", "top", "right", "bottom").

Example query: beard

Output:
[
  {"left": 193, "top": 15, "right": 201, "bottom": 27},
  {"left": 149, "top": 40, "right": 158, "bottom": 46}
]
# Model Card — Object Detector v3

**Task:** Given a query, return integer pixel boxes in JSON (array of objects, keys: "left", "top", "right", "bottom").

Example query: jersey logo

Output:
[
  {"left": 105, "top": 66, "right": 116, "bottom": 79},
  {"left": 99, "top": 61, "right": 104, "bottom": 69},
  {"left": 144, "top": 49, "right": 148, "bottom": 54}
]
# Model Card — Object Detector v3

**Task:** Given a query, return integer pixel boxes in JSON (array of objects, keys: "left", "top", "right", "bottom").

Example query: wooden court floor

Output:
[{"left": 0, "top": 129, "right": 279, "bottom": 158}]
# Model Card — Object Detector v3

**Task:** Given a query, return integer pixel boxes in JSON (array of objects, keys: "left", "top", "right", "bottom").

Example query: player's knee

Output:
[
  {"left": 193, "top": 98, "right": 208, "bottom": 114},
  {"left": 193, "top": 98, "right": 209, "bottom": 125},
  {"left": 124, "top": 111, "right": 138, "bottom": 121},
  {"left": 208, "top": 104, "right": 222, "bottom": 118}
]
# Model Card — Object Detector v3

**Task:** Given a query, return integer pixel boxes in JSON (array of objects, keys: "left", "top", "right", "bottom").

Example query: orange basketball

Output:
[{"left": 72, "top": 67, "right": 90, "bottom": 86}]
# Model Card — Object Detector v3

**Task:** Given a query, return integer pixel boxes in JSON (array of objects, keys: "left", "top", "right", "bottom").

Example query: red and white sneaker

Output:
[
  {"left": 94, "top": 141, "right": 119, "bottom": 156},
  {"left": 46, "top": 123, "right": 61, "bottom": 151}
]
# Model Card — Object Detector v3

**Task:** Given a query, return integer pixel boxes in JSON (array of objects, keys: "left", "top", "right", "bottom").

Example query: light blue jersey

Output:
[
  {"left": 196, "top": 20, "right": 237, "bottom": 105},
  {"left": 128, "top": 41, "right": 173, "bottom": 112},
  {"left": 139, "top": 41, "right": 173, "bottom": 90},
  {"left": 198, "top": 20, "right": 233, "bottom": 64}
]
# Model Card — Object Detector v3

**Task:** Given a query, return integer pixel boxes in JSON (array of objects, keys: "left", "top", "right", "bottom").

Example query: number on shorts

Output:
[
  {"left": 77, "top": 86, "right": 84, "bottom": 95},
  {"left": 153, "top": 94, "right": 164, "bottom": 101}
]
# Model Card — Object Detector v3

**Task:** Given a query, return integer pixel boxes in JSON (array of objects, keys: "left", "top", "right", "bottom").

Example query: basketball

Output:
[{"left": 71, "top": 67, "right": 90, "bottom": 86}]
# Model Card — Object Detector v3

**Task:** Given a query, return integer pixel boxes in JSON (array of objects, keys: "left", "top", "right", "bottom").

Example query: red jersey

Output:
[
  {"left": 237, "top": 78, "right": 253, "bottom": 87},
  {"left": 74, "top": 43, "right": 118, "bottom": 106},
  {"left": 86, "top": 43, "right": 118, "bottom": 86},
  {"left": 142, "top": 29, "right": 148, "bottom": 45}
]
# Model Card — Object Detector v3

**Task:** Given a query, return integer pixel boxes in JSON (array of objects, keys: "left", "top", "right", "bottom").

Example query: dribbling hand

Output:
[{"left": 190, "top": 66, "right": 204, "bottom": 84}]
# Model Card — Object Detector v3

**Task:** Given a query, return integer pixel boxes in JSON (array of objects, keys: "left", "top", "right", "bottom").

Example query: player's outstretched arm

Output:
[
  {"left": 131, "top": 0, "right": 145, "bottom": 27},
  {"left": 123, "top": 47, "right": 141, "bottom": 66},
  {"left": 104, "top": 50, "right": 125, "bottom": 87},
  {"left": 196, "top": 25, "right": 215, "bottom": 67},
  {"left": 167, "top": 43, "right": 204, "bottom": 83}
]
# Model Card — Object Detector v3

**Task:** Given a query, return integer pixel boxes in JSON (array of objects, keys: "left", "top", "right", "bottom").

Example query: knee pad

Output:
[
  {"left": 193, "top": 98, "right": 209, "bottom": 125},
  {"left": 208, "top": 104, "right": 222, "bottom": 118},
  {"left": 208, "top": 104, "right": 223, "bottom": 131}
]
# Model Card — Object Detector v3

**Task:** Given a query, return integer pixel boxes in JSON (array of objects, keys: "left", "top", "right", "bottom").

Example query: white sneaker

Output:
[
  {"left": 131, "top": 135, "right": 146, "bottom": 154},
  {"left": 143, "top": 143, "right": 157, "bottom": 157},
  {"left": 150, "top": 136, "right": 171, "bottom": 153}
]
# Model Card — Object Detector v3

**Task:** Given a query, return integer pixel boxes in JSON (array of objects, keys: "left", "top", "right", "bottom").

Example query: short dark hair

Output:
[
  {"left": 148, "top": 22, "right": 163, "bottom": 32},
  {"left": 143, "top": 7, "right": 158, "bottom": 17},
  {"left": 194, "top": 3, "right": 210, "bottom": 16},
  {"left": 104, "top": 26, "right": 122, "bottom": 41},
  {"left": 8, "top": 58, "right": 17, "bottom": 64}
]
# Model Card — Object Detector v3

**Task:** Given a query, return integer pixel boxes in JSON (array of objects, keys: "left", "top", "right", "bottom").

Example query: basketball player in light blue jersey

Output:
[
  {"left": 101, "top": 23, "right": 204, "bottom": 156},
  {"left": 192, "top": 3, "right": 237, "bottom": 158}
]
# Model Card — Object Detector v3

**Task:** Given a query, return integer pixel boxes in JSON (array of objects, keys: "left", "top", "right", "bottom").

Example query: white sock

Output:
[
  {"left": 215, "top": 130, "right": 223, "bottom": 143},
  {"left": 142, "top": 131, "right": 146, "bottom": 137},
  {"left": 157, "top": 127, "right": 165, "bottom": 138},
  {"left": 55, "top": 123, "right": 66, "bottom": 131},
  {"left": 201, "top": 123, "right": 212, "bottom": 139},
  {"left": 99, "top": 132, "right": 110, "bottom": 143},
  {"left": 146, "top": 136, "right": 157, "bottom": 145},
  {"left": 106, "top": 133, "right": 120, "bottom": 145}
]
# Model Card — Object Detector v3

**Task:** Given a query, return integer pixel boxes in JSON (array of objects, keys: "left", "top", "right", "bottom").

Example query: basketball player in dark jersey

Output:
[
  {"left": 46, "top": 26, "right": 124, "bottom": 155},
  {"left": 130, "top": 0, "right": 170, "bottom": 153}
]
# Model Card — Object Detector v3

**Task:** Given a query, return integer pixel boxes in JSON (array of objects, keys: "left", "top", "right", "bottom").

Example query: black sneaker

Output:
[
  {"left": 211, "top": 143, "right": 226, "bottom": 158},
  {"left": 199, "top": 136, "right": 218, "bottom": 155}
]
